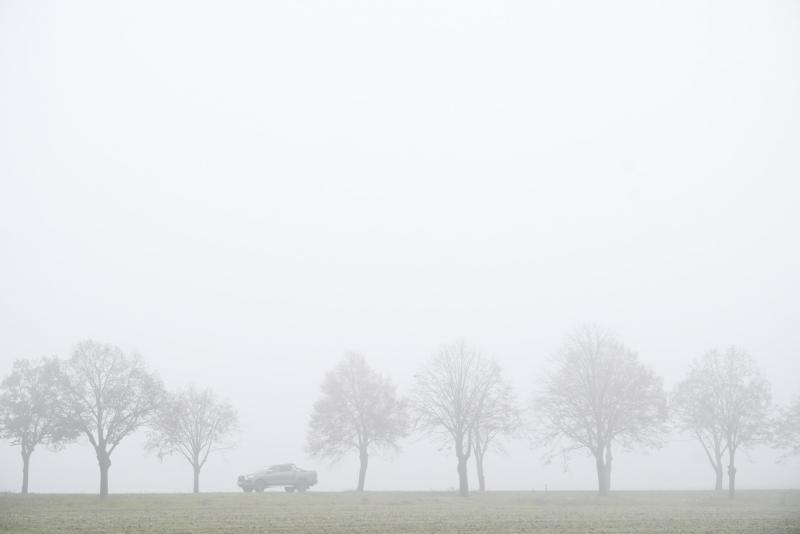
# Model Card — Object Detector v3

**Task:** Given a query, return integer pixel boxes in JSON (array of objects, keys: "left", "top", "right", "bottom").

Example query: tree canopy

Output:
[
  {"left": 535, "top": 325, "right": 667, "bottom": 495},
  {"left": 412, "top": 342, "right": 502, "bottom": 496},
  {"left": 147, "top": 385, "right": 238, "bottom": 493},
  {"left": 307, "top": 353, "right": 408, "bottom": 491},
  {"left": 59, "top": 340, "right": 163, "bottom": 496},
  {"left": 0, "top": 357, "right": 77, "bottom": 493}
]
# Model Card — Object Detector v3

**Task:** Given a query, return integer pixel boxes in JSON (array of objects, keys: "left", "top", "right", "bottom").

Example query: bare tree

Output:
[
  {"left": 0, "top": 358, "right": 77, "bottom": 494},
  {"left": 534, "top": 325, "right": 667, "bottom": 496},
  {"left": 147, "top": 385, "right": 238, "bottom": 493},
  {"left": 680, "top": 348, "right": 771, "bottom": 499},
  {"left": 673, "top": 362, "right": 729, "bottom": 490},
  {"left": 472, "top": 367, "right": 520, "bottom": 492},
  {"left": 412, "top": 341, "right": 500, "bottom": 496},
  {"left": 59, "top": 340, "right": 163, "bottom": 496},
  {"left": 307, "top": 353, "right": 408, "bottom": 491},
  {"left": 773, "top": 396, "right": 800, "bottom": 459}
]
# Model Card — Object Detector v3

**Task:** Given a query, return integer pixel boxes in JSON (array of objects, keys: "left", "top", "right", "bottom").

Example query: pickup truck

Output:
[{"left": 237, "top": 464, "right": 318, "bottom": 492}]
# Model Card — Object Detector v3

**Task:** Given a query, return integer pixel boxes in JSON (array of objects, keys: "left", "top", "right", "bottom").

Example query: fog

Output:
[{"left": 1, "top": 1, "right": 799, "bottom": 495}]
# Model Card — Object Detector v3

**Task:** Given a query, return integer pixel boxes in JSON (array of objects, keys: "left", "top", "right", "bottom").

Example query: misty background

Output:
[{"left": 1, "top": 1, "right": 798, "bottom": 493}]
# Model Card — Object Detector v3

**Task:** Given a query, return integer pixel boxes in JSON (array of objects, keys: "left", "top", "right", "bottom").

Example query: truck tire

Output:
[{"left": 284, "top": 487, "right": 295, "bottom": 493}]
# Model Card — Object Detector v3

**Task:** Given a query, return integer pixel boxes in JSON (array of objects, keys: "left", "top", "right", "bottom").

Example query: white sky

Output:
[{"left": 1, "top": 0, "right": 799, "bottom": 494}]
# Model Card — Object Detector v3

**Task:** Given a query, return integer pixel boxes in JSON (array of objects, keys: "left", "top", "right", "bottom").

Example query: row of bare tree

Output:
[
  {"left": 308, "top": 344, "right": 523, "bottom": 495},
  {"left": 2, "top": 328, "right": 798, "bottom": 498},
  {"left": 0, "top": 340, "right": 238, "bottom": 496},
  {"left": 306, "top": 325, "right": 799, "bottom": 498}
]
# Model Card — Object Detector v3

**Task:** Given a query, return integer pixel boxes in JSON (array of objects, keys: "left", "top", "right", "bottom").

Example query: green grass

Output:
[{"left": 0, "top": 490, "right": 798, "bottom": 533}]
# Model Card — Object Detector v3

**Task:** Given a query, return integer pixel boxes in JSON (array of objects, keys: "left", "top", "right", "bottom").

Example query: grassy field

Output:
[{"left": 1, "top": 490, "right": 799, "bottom": 534}]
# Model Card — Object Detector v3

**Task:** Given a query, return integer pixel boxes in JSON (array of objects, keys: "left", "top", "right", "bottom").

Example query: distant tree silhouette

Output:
[
  {"left": 774, "top": 396, "right": 800, "bottom": 459},
  {"left": 535, "top": 325, "right": 667, "bottom": 496},
  {"left": 307, "top": 353, "right": 408, "bottom": 491},
  {"left": 147, "top": 385, "right": 238, "bottom": 493},
  {"left": 412, "top": 342, "right": 503, "bottom": 496},
  {"left": 675, "top": 348, "right": 771, "bottom": 499},
  {"left": 0, "top": 357, "right": 77, "bottom": 494},
  {"left": 471, "top": 364, "right": 519, "bottom": 492},
  {"left": 673, "top": 353, "right": 725, "bottom": 490},
  {"left": 58, "top": 340, "right": 163, "bottom": 496},
  {"left": 673, "top": 361, "right": 729, "bottom": 490},
  {"left": 677, "top": 347, "right": 771, "bottom": 498}
]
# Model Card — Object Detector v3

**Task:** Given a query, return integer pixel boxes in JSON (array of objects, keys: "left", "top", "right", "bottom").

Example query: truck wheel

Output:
[
  {"left": 296, "top": 485, "right": 308, "bottom": 492},
  {"left": 255, "top": 481, "right": 266, "bottom": 492},
  {"left": 243, "top": 487, "right": 253, "bottom": 493},
  {"left": 284, "top": 487, "right": 295, "bottom": 493}
]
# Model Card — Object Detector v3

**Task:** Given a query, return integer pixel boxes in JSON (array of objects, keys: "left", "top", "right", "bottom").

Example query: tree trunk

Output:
[
  {"left": 21, "top": 450, "right": 31, "bottom": 495},
  {"left": 357, "top": 449, "right": 368, "bottom": 492},
  {"left": 457, "top": 454, "right": 469, "bottom": 497},
  {"left": 700, "top": 437, "right": 726, "bottom": 492},
  {"left": 97, "top": 448, "right": 111, "bottom": 497},
  {"left": 475, "top": 450, "right": 486, "bottom": 492},
  {"left": 595, "top": 446, "right": 612, "bottom": 496},
  {"left": 727, "top": 449, "right": 737, "bottom": 500},
  {"left": 193, "top": 463, "right": 200, "bottom": 494},
  {"left": 596, "top": 459, "right": 609, "bottom": 496},
  {"left": 455, "top": 433, "right": 471, "bottom": 497}
]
